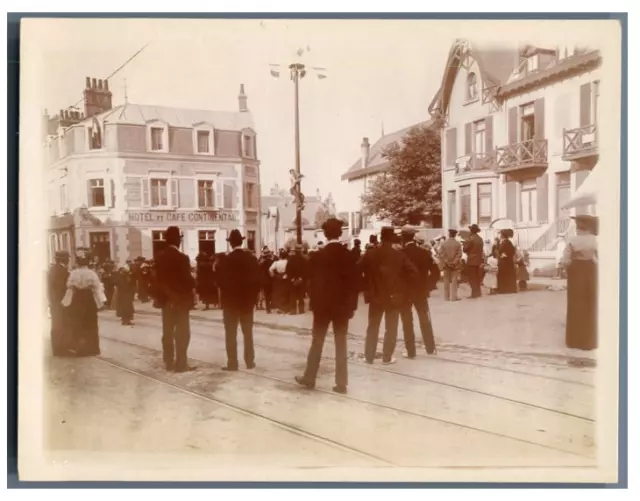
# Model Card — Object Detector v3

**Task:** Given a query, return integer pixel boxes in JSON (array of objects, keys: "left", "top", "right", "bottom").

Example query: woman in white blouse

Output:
[
  {"left": 61, "top": 250, "right": 106, "bottom": 356},
  {"left": 269, "top": 249, "right": 290, "bottom": 313}
]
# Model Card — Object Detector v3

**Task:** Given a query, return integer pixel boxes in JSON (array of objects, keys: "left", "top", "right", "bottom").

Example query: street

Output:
[{"left": 45, "top": 284, "right": 596, "bottom": 472}]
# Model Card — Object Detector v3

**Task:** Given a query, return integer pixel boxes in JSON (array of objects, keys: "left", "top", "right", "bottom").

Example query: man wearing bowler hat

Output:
[
  {"left": 295, "top": 217, "right": 359, "bottom": 394},
  {"left": 361, "top": 226, "right": 419, "bottom": 365},
  {"left": 154, "top": 226, "right": 197, "bottom": 372},
  {"left": 464, "top": 224, "right": 485, "bottom": 299},
  {"left": 399, "top": 226, "right": 437, "bottom": 357},
  {"left": 216, "top": 229, "right": 261, "bottom": 371}
]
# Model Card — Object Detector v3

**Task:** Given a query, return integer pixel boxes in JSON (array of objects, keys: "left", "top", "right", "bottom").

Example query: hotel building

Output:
[{"left": 44, "top": 78, "right": 261, "bottom": 265}]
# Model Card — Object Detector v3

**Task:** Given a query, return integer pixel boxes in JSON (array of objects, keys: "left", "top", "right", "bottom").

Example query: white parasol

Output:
[
  {"left": 489, "top": 218, "right": 515, "bottom": 230},
  {"left": 562, "top": 167, "right": 600, "bottom": 209}
]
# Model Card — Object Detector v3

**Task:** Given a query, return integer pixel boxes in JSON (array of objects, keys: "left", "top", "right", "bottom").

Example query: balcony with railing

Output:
[
  {"left": 562, "top": 124, "right": 598, "bottom": 161},
  {"left": 454, "top": 153, "right": 497, "bottom": 178},
  {"left": 495, "top": 139, "right": 548, "bottom": 173}
]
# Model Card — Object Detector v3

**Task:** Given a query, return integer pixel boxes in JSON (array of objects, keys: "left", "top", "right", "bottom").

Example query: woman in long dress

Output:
[
  {"left": 115, "top": 265, "right": 136, "bottom": 325},
  {"left": 496, "top": 229, "right": 518, "bottom": 294},
  {"left": 563, "top": 215, "right": 598, "bottom": 350},
  {"left": 269, "top": 249, "right": 289, "bottom": 313},
  {"left": 61, "top": 251, "right": 105, "bottom": 356}
]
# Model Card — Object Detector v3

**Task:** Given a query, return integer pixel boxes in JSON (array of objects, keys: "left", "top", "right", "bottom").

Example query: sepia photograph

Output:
[{"left": 16, "top": 15, "right": 623, "bottom": 484}]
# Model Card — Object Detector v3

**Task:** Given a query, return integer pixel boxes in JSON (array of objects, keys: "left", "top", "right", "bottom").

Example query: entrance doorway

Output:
[
  {"left": 152, "top": 230, "right": 167, "bottom": 259},
  {"left": 198, "top": 230, "right": 216, "bottom": 256},
  {"left": 89, "top": 231, "right": 111, "bottom": 263}
]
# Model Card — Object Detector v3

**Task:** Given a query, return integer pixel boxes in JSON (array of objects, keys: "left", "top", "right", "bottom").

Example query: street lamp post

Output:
[
  {"left": 271, "top": 50, "right": 325, "bottom": 246},
  {"left": 290, "top": 62, "right": 306, "bottom": 244}
]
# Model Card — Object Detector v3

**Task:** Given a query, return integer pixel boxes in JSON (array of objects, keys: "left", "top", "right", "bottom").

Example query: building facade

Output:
[
  {"left": 429, "top": 40, "right": 601, "bottom": 251},
  {"left": 45, "top": 78, "right": 261, "bottom": 265}
]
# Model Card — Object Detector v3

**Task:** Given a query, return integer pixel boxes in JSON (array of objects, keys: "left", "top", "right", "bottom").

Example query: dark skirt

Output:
[
  {"left": 116, "top": 284, "right": 135, "bottom": 321},
  {"left": 566, "top": 260, "right": 598, "bottom": 350},
  {"left": 497, "top": 260, "right": 518, "bottom": 294},
  {"left": 67, "top": 289, "right": 100, "bottom": 356},
  {"left": 50, "top": 304, "right": 72, "bottom": 356},
  {"left": 272, "top": 276, "right": 290, "bottom": 312}
]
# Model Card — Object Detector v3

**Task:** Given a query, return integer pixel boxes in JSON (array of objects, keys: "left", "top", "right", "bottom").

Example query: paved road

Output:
[
  {"left": 134, "top": 282, "right": 592, "bottom": 360},
  {"left": 44, "top": 307, "right": 597, "bottom": 477}
]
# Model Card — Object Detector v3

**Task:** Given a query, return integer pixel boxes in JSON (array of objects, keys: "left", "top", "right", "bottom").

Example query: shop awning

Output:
[{"left": 562, "top": 167, "right": 600, "bottom": 209}]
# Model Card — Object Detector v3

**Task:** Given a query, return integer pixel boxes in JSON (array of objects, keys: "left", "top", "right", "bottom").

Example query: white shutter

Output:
[
  {"left": 215, "top": 180, "right": 223, "bottom": 209},
  {"left": 142, "top": 178, "right": 150, "bottom": 207},
  {"left": 104, "top": 178, "right": 112, "bottom": 208},
  {"left": 215, "top": 229, "right": 228, "bottom": 254},
  {"left": 86, "top": 179, "right": 92, "bottom": 207},
  {"left": 171, "top": 179, "right": 179, "bottom": 208}
]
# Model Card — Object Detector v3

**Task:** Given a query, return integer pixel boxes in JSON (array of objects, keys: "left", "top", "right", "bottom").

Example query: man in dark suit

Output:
[
  {"left": 399, "top": 227, "right": 437, "bottom": 358},
  {"left": 48, "top": 251, "right": 71, "bottom": 356},
  {"left": 154, "top": 226, "right": 196, "bottom": 372},
  {"left": 464, "top": 224, "right": 485, "bottom": 299},
  {"left": 361, "top": 226, "right": 419, "bottom": 365},
  {"left": 216, "top": 229, "right": 261, "bottom": 371},
  {"left": 295, "top": 218, "right": 359, "bottom": 394}
]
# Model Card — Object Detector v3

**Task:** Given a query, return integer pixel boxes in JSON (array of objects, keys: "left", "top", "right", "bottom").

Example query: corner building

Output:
[{"left": 45, "top": 79, "right": 261, "bottom": 265}]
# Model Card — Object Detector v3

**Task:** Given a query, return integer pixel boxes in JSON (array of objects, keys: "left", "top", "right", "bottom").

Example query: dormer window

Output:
[
  {"left": 241, "top": 129, "right": 257, "bottom": 159},
  {"left": 88, "top": 118, "right": 102, "bottom": 150},
  {"left": 192, "top": 123, "right": 215, "bottom": 155},
  {"left": 467, "top": 72, "right": 478, "bottom": 101},
  {"left": 146, "top": 121, "right": 169, "bottom": 153},
  {"left": 526, "top": 55, "right": 539, "bottom": 73},
  {"left": 151, "top": 128, "right": 164, "bottom": 150}
]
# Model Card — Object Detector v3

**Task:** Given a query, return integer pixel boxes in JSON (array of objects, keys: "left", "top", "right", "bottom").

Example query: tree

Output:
[{"left": 362, "top": 124, "right": 442, "bottom": 226}]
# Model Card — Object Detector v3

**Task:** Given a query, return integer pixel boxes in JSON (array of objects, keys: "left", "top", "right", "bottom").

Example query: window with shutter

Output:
[
  {"left": 88, "top": 178, "right": 106, "bottom": 207},
  {"left": 536, "top": 173, "right": 549, "bottom": 224},
  {"left": 171, "top": 179, "right": 179, "bottom": 207},
  {"left": 508, "top": 107, "right": 518, "bottom": 145},
  {"left": 459, "top": 185, "right": 471, "bottom": 226},
  {"left": 142, "top": 179, "right": 151, "bottom": 207},
  {"left": 446, "top": 128, "right": 457, "bottom": 168},
  {"left": 477, "top": 184, "right": 492, "bottom": 225},
  {"left": 580, "top": 83, "right": 592, "bottom": 127},
  {"left": 447, "top": 190, "right": 457, "bottom": 229},
  {"left": 223, "top": 182, "right": 234, "bottom": 209},
  {"left": 149, "top": 179, "right": 169, "bottom": 207},
  {"left": 465, "top": 123, "right": 472, "bottom": 155},
  {"left": 197, "top": 180, "right": 215, "bottom": 208}
]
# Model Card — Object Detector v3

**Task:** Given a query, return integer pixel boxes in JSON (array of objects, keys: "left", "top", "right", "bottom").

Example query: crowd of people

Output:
[{"left": 47, "top": 214, "right": 598, "bottom": 393}]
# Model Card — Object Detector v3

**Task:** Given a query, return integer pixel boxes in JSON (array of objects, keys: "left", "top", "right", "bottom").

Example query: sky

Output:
[
  {"left": 30, "top": 18, "right": 611, "bottom": 211},
  {"left": 32, "top": 19, "right": 452, "bottom": 210}
]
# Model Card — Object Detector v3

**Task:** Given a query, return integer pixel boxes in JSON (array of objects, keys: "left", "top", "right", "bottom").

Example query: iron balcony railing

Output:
[
  {"left": 563, "top": 124, "right": 598, "bottom": 159},
  {"left": 454, "top": 153, "right": 497, "bottom": 175},
  {"left": 495, "top": 138, "right": 548, "bottom": 171}
]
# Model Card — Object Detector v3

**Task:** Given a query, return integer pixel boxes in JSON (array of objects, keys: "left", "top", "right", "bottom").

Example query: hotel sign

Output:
[{"left": 127, "top": 210, "right": 238, "bottom": 224}]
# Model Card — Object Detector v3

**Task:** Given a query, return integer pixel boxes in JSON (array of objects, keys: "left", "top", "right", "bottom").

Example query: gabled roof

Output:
[
  {"left": 428, "top": 40, "right": 600, "bottom": 117},
  {"left": 95, "top": 103, "right": 255, "bottom": 131},
  {"left": 428, "top": 40, "right": 519, "bottom": 116},
  {"left": 341, "top": 119, "right": 436, "bottom": 182}
]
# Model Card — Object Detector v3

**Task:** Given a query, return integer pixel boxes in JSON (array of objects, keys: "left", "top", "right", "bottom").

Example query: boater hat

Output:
[{"left": 571, "top": 215, "right": 599, "bottom": 235}]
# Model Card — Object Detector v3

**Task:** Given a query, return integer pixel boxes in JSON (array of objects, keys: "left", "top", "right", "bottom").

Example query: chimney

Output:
[
  {"left": 361, "top": 137, "right": 370, "bottom": 169},
  {"left": 238, "top": 83, "right": 248, "bottom": 112},
  {"left": 84, "top": 76, "right": 113, "bottom": 118}
]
